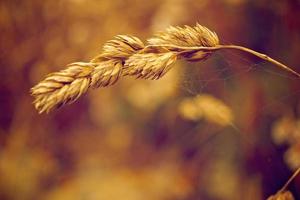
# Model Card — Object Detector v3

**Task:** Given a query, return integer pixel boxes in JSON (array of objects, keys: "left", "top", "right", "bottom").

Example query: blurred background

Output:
[{"left": 0, "top": 0, "right": 300, "bottom": 199}]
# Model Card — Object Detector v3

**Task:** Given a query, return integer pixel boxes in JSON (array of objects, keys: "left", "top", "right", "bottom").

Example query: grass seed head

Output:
[{"left": 31, "top": 23, "right": 300, "bottom": 113}]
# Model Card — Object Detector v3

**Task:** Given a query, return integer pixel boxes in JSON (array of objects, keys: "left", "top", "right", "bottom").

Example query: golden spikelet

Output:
[
  {"left": 31, "top": 23, "right": 300, "bottom": 113},
  {"left": 147, "top": 23, "right": 219, "bottom": 61},
  {"left": 123, "top": 52, "right": 177, "bottom": 80},
  {"left": 31, "top": 62, "right": 93, "bottom": 113},
  {"left": 94, "top": 35, "right": 144, "bottom": 60},
  {"left": 147, "top": 23, "right": 219, "bottom": 47},
  {"left": 90, "top": 59, "right": 123, "bottom": 88}
]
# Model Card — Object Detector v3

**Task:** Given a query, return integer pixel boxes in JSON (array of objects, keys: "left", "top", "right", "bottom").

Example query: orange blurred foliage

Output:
[{"left": 1, "top": 0, "right": 300, "bottom": 200}]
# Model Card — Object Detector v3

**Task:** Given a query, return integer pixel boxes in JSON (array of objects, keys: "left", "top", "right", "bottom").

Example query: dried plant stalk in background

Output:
[
  {"left": 267, "top": 167, "right": 300, "bottom": 200},
  {"left": 178, "top": 94, "right": 234, "bottom": 126},
  {"left": 31, "top": 23, "right": 300, "bottom": 113}
]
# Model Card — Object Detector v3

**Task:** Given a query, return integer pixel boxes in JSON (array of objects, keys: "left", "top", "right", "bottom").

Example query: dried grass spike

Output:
[
  {"left": 124, "top": 52, "right": 177, "bottom": 80},
  {"left": 31, "top": 23, "right": 300, "bottom": 113}
]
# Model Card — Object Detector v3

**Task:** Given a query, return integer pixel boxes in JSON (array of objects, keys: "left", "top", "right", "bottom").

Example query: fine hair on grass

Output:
[{"left": 31, "top": 23, "right": 300, "bottom": 113}]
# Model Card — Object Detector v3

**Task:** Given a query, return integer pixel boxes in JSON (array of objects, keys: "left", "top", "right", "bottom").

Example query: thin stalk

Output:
[
  {"left": 146, "top": 44, "right": 300, "bottom": 78},
  {"left": 278, "top": 167, "right": 300, "bottom": 193},
  {"left": 217, "top": 45, "right": 300, "bottom": 78}
]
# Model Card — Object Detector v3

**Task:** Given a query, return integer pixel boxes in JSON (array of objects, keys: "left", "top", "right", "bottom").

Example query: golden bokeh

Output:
[{"left": 1, "top": 0, "right": 300, "bottom": 200}]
